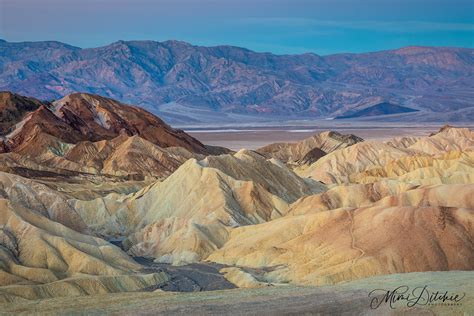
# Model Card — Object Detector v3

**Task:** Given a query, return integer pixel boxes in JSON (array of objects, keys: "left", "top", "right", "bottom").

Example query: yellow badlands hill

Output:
[
  {"left": 297, "top": 126, "right": 474, "bottom": 184},
  {"left": 208, "top": 184, "right": 474, "bottom": 285},
  {"left": 351, "top": 150, "right": 474, "bottom": 185},
  {"left": 0, "top": 172, "right": 168, "bottom": 302},
  {"left": 72, "top": 149, "right": 325, "bottom": 264},
  {"left": 257, "top": 131, "right": 363, "bottom": 166}
]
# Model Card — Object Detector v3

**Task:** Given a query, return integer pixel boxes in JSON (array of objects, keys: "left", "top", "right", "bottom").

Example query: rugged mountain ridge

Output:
[{"left": 1, "top": 40, "right": 473, "bottom": 122}]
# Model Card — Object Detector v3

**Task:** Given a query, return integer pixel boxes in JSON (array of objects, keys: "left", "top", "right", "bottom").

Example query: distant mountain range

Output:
[{"left": 1, "top": 39, "right": 473, "bottom": 123}]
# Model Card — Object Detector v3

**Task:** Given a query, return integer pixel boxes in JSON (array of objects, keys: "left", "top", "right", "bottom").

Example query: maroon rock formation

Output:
[{"left": 0, "top": 91, "right": 218, "bottom": 155}]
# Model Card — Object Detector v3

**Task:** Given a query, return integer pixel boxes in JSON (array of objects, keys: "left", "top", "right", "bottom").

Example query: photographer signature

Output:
[{"left": 369, "top": 285, "right": 465, "bottom": 309}]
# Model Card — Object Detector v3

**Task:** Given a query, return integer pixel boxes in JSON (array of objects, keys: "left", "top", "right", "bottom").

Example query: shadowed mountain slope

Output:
[
  {"left": 335, "top": 102, "right": 418, "bottom": 119},
  {"left": 0, "top": 92, "right": 43, "bottom": 134}
]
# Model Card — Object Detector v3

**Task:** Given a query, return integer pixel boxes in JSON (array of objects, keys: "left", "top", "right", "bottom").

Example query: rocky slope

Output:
[
  {"left": 62, "top": 134, "right": 201, "bottom": 179},
  {"left": 0, "top": 91, "right": 43, "bottom": 134},
  {"left": 53, "top": 93, "right": 210, "bottom": 153},
  {"left": 1, "top": 40, "right": 473, "bottom": 122}
]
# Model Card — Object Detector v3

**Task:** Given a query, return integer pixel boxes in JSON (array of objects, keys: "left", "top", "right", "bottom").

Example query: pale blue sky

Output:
[{"left": 1, "top": 0, "right": 473, "bottom": 54}]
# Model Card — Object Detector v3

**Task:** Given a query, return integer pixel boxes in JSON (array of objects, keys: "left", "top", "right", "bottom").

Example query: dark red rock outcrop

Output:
[{"left": 0, "top": 92, "right": 223, "bottom": 156}]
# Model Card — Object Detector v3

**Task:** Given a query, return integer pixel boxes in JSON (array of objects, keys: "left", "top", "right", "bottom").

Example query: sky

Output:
[{"left": 0, "top": 0, "right": 473, "bottom": 55}]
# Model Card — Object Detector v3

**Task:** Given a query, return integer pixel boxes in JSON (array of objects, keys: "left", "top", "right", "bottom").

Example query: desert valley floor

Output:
[{"left": 0, "top": 92, "right": 472, "bottom": 315}]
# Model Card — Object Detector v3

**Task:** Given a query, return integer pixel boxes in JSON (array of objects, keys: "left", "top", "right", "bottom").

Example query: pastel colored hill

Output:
[
  {"left": 297, "top": 126, "right": 474, "bottom": 184},
  {"left": 0, "top": 173, "right": 169, "bottom": 298},
  {"left": 72, "top": 150, "right": 326, "bottom": 264},
  {"left": 208, "top": 184, "right": 474, "bottom": 285},
  {"left": 257, "top": 131, "right": 363, "bottom": 166}
]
